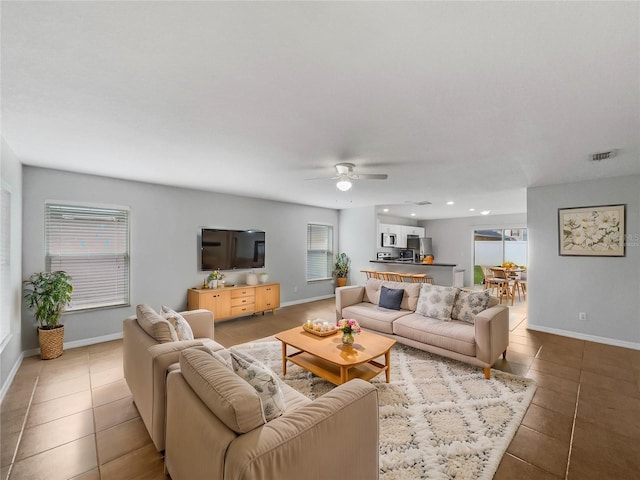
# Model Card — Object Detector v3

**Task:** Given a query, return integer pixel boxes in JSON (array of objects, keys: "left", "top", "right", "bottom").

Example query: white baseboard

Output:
[
  {"left": 280, "top": 294, "right": 335, "bottom": 308},
  {"left": 527, "top": 323, "right": 640, "bottom": 351},
  {"left": 22, "top": 331, "right": 125, "bottom": 358},
  {"left": 0, "top": 351, "right": 24, "bottom": 403}
]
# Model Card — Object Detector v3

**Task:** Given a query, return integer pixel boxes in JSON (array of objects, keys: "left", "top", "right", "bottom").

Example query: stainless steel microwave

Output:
[{"left": 381, "top": 233, "right": 397, "bottom": 247}]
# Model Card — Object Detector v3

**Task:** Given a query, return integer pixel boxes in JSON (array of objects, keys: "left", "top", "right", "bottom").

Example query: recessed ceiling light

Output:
[
  {"left": 469, "top": 208, "right": 475, "bottom": 212},
  {"left": 383, "top": 208, "right": 389, "bottom": 212},
  {"left": 480, "top": 210, "right": 491, "bottom": 215},
  {"left": 446, "top": 201, "right": 455, "bottom": 205},
  {"left": 410, "top": 213, "right": 416, "bottom": 217}
]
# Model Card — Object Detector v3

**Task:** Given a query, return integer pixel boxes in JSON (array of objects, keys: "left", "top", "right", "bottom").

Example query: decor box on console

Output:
[{"left": 335, "top": 279, "right": 509, "bottom": 378}]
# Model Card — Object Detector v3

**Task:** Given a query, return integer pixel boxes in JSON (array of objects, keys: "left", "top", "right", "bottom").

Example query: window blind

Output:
[
  {"left": 45, "top": 203, "right": 130, "bottom": 311},
  {"left": 306, "top": 224, "right": 333, "bottom": 281}
]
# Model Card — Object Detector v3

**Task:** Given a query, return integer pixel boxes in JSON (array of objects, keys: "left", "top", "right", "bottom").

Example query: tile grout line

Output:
[
  {"left": 564, "top": 354, "right": 583, "bottom": 480},
  {"left": 6, "top": 375, "right": 39, "bottom": 480}
]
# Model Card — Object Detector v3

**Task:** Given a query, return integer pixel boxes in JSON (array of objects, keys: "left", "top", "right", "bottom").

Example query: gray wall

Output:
[
  {"left": 22, "top": 167, "right": 339, "bottom": 351},
  {"left": 420, "top": 213, "right": 527, "bottom": 286},
  {"left": 340, "top": 206, "right": 378, "bottom": 286},
  {"left": 1, "top": 139, "right": 23, "bottom": 396},
  {"left": 527, "top": 176, "right": 640, "bottom": 347}
]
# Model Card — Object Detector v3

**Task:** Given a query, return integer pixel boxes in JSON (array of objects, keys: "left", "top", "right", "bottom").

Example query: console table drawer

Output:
[
  {"left": 231, "top": 288, "right": 254, "bottom": 299},
  {"left": 231, "top": 304, "right": 255, "bottom": 317},
  {"left": 231, "top": 295, "right": 255, "bottom": 307}
]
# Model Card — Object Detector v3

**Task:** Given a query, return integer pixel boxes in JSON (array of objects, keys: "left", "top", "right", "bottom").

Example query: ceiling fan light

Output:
[{"left": 336, "top": 179, "right": 352, "bottom": 191}]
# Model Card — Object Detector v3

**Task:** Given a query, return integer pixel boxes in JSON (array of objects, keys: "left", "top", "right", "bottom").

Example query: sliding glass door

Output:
[{"left": 473, "top": 228, "right": 527, "bottom": 284}]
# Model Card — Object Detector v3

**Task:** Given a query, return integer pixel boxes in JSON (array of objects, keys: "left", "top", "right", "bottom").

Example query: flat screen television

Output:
[{"left": 199, "top": 228, "right": 265, "bottom": 271}]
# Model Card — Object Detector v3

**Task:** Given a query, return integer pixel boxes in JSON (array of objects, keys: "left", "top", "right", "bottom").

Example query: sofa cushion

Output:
[
  {"left": 342, "top": 302, "right": 410, "bottom": 334},
  {"left": 179, "top": 348, "right": 265, "bottom": 434},
  {"left": 415, "top": 284, "right": 459, "bottom": 321},
  {"left": 393, "top": 313, "right": 476, "bottom": 356},
  {"left": 229, "top": 349, "right": 286, "bottom": 422},
  {"left": 363, "top": 279, "right": 421, "bottom": 311},
  {"left": 451, "top": 290, "right": 492, "bottom": 323},
  {"left": 161, "top": 306, "right": 195, "bottom": 341},
  {"left": 136, "top": 304, "right": 179, "bottom": 343},
  {"left": 379, "top": 286, "right": 404, "bottom": 310}
]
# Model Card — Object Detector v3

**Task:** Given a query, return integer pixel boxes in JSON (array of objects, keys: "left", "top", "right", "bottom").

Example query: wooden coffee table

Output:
[{"left": 275, "top": 326, "right": 396, "bottom": 386}]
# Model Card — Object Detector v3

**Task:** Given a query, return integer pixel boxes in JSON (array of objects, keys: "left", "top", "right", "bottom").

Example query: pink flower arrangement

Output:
[{"left": 336, "top": 318, "right": 362, "bottom": 335}]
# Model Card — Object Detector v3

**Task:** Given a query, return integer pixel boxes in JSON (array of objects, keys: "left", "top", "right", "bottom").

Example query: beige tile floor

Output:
[{"left": 1, "top": 297, "right": 639, "bottom": 480}]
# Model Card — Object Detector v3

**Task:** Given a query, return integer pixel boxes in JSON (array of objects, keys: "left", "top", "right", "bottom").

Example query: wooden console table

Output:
[{"left": 187, "top": 282, "right": 280, "bottom": 322}]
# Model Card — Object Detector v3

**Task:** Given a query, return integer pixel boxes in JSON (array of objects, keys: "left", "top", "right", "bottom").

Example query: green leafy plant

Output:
[
  {"left": 207, "top": 269, "right": 224, "bottom": 282},
  {"left": 333, "top": 252, "right": 350, "bottom": 278},
  {"left": 23, "top": 271, "right": 73, "bottom": 329}
]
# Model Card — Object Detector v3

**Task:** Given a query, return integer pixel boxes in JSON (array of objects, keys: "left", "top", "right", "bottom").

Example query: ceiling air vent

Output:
[
  {"left": 591, "top": 150, "right": 616, "bottom": 162},
  {"left": 406, "top": 200, "right": 432, "bottom": 205}
]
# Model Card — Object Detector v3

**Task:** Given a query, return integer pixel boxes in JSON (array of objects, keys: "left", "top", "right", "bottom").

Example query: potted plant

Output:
[
  {"left": 23, "top": 271, "right": 73, "bottom": 359},
  {"left": 333, "top": 252, "right": 350, "bottom": 287},
  {"left": 207, "top": 269, "right": 224, "bottom": 288}
]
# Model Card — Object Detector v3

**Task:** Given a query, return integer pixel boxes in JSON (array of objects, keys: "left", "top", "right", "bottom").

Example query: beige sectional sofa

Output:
[
  {"left": 336, "top": 279, "right": 509, "bottom": 378},
  {"left": 123, "top": 305, "right": 225, "bottom": 451},
  {"left": 164, "top": 347, "right": 379, "bottom": 480}
]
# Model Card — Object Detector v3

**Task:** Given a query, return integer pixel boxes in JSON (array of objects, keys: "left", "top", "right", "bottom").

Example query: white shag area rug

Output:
[{"left": 233, "top": 340, "right": 536, "bottom": 480}]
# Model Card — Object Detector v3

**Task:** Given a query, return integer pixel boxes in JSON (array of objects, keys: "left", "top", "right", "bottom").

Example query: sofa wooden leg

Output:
[
  {"left": 502, "top": 349, "right": 507, "bottom": 360},
  {"left": 483, "top": 367, "right": 491, "bottom": 379}
]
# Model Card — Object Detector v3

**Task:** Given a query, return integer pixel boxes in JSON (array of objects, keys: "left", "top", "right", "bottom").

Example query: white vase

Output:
[
  {"left": 246, "top": 273, "right": 258, "bottom": 285},
  {"left": 259, "top": 274, "right": 269, "bottom": 284},
  {"left": 209, "top": 279, "right": 218, "bottom": 289}
]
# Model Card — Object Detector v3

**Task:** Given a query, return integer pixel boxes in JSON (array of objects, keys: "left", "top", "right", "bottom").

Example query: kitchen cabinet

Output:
[
  {"left": 188, "top": 282, "right": 280, "bottom": 321},
  {"left": 399, "top": 225, "right": 425, "bottom": 247},
  {"left": 378, "top": 223, "right": 402, "bottom": 236}
]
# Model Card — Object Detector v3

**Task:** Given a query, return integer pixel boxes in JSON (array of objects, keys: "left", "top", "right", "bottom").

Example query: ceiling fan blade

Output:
[
  {"left": 354, "top": 173, "right": 388, "bottom": 180},
  {"left": 304, "top": 175, "right": 339, "bottom": 181}
]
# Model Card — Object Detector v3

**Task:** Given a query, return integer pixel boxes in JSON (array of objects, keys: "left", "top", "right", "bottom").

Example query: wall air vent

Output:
[{"left": 591, "top": 150, "right": 617, "bottom": 162}]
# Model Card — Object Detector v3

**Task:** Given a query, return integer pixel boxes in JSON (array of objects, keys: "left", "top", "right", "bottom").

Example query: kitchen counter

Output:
[
  {"left": 370, "top": 260, "right": 457, "bottom": 267},
  {"left": 368, "top": 260, "right": 463, "bottom": 286}
]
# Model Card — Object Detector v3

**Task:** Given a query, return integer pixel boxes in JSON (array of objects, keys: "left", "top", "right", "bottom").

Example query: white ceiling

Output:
[{"left": 2, "top": 1, "right": 639, "bottom": 220}]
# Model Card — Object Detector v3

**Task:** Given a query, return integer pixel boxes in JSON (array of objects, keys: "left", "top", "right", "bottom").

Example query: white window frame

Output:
[
  {"left": 45, "top": 202, "right": 130, "bottom": 312},
  {"left": 1, "top": 181, "right": 12, "bottom": 346},
  {"left": 306, "top": 223, "right": 333, "bottom": 282}
]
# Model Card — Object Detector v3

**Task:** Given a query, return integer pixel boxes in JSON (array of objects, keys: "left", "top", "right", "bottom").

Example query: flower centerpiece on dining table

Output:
[{"left": 336, "top": 318, "right": 362, "bottom": 346}]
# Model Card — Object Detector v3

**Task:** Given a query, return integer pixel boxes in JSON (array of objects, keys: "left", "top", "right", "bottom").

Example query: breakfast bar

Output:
[{"left": 368, "top": 260, "right": 464, "bottom": 287}]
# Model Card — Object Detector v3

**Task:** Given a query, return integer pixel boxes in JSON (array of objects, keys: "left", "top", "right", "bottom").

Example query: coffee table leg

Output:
[
  {"left": 385, "top": 349, "right": 391, "bottom": 383},
  {"left": 281, "top": 342, "right": 287, "bottom": 375},
  {"left": 340, "top": 366, "right": 348, "bottom": 384}
]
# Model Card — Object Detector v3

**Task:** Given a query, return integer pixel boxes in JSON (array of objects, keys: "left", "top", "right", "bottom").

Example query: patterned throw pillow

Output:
[
  {"left": 451, "top": 289, "right": 492, "bottom": 323},
  {"left": 415, "top": 284, "right": 459, "bottom": 321},
  {"left": 161, "top": 306, "right": 195, "bottom": 341},
  {"left": 229, "top": 349, "right": 286, "bottom": 422}
]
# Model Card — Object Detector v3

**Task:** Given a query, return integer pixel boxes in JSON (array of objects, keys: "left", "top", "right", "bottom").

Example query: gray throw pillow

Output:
[
  {"left": 379, "top": 286, "right": 404, "bottom": 310},
  {"left": 451, "top": 289, "right": 491, "bottom": 323}
]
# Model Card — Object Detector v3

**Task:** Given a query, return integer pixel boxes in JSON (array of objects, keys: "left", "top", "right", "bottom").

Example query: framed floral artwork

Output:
[{"left": 558, "top": 204, "right": 625, "bottom": 256}]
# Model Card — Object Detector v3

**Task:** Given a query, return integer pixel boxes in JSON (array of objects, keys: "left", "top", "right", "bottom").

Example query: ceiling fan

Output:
[{"left": 309, "top": 163, "right": 389, "bottom": 191}]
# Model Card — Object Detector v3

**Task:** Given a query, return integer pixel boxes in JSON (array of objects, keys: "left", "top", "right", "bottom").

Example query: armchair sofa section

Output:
[
  {"left": 165, "top": 348, "right": 380, "bottom": 480},
  {"left": 123, "top": 306, "right": 225, "bottom": 451},
  {"left": 336, "top": 279, "right": 509, "bottom": 379}
]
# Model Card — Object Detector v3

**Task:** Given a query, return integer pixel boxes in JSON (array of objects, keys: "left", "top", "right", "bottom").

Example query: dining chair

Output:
[
  {"left": 514, "top": 270, "right": 527, "bottom": 300},
  {"left": 410, "top": 274, "right": 434, "bottom": 284},
  {"left": 489, "top": 268, "right": 515, "bottom": 305},
  {"left": 360, "top": 270, "right": 378, "bottom": 280}
]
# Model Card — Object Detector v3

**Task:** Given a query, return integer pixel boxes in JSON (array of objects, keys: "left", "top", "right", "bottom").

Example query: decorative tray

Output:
[{"left": 302, "top": 325, "right": 339, "bottom": 337}]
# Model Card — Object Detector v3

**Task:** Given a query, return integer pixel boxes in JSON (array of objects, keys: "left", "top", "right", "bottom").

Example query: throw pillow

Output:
[
  {"left": 415, "top": 284, "right": 459, "bottom": 321},
  {"left": 378, "top": 286, "right": 404, "bottom": 310},
  {"left": 229, "top": 349, "right": 286, "bottom": 422},
  {"left": 451, "top": 289, "right": 492, "bottom": 323},
  {"left": 136, "top": 304, "right": 179, "bottom": 343},
  {"left": 161, "top": 306, "right": 195, "bottom": 341}
]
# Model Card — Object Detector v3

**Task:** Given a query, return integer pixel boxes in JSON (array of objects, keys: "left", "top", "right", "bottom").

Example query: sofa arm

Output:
[
  {"left": 335, "top": 285, "right": 365, "bottom": 320},
  {"left": 181, "top": 309, "right": 214, "bottom": 339},
  {"left": 225, "top": 378, "right": 379, "bottom": 480},
  {"left": 474, "top": 305, "right": 509, "bottom": 365}
]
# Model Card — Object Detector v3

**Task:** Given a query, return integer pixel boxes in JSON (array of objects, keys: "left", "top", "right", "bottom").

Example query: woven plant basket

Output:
[{"left": 38, "top": 326, "right": 64, "bottom": 360}]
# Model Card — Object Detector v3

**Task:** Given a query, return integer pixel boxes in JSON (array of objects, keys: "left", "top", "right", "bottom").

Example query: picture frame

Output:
[{"left": 558, "top": 204, "right": 625, "bottom": 256}]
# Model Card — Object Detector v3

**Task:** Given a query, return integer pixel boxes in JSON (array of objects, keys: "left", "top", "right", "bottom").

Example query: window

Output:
[
  {"left": 45, "top": 203, "right": 130, "bottom": 311},
  {"left": 306, "top": 224, "right": 333, "bottom": 281}
]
